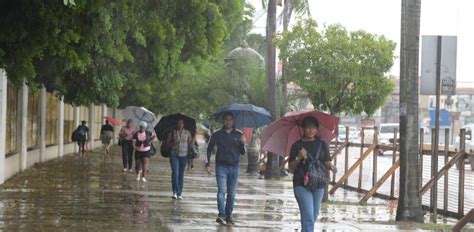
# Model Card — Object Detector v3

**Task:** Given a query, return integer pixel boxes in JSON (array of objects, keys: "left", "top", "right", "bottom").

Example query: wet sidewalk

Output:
[{"left": 0, "top": 146, "right": 468, "bottom": 231}]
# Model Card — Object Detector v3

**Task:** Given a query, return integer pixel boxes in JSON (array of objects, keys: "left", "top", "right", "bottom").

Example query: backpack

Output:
[
  {"left": 71, "top": 126, "right": 86, "bottom": 142},
  {"left": 303, "top": 143, "right": 329, "bottom": 190}
]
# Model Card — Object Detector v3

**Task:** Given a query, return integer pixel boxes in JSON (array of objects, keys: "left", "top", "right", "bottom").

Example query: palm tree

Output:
[{"left": 396, "top": 0, "right": 424, "bottom": 222}]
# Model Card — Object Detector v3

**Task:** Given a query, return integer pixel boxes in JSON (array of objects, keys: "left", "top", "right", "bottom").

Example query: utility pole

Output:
[
  {"left": 396, "top": 0, "right": 424, "bottom": 222},
  {"left": 265, "top": 0, "right": 280, "bottom": 179}
]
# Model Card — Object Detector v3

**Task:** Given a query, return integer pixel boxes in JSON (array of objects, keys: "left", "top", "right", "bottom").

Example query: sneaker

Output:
[
  {"left": 123, "top": 168, "right": 128, "bottom": 172},
  {"left": 172, "top": 193, "right": 177, "bottom": 199},
  {"left": 141, "top": 177, "right": 147, "bottom": 183},
  {"left": 136, "top": 171, "right": 142, "bottom": 181},
  {"left": 226, "top": 216, "right": 235, "bottom": 226},
  {"left": 216, "top": 216, "right": 227, "bottom": 225},
  {"left": 177, "top": 195, "right": 183, "bottom": 200},
  {"left": 129, "top": 169, "right": 134, "bottom": 173}
]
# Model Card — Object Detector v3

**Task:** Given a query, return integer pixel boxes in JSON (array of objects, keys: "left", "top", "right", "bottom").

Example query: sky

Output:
[{"left": 249, "top": 0, "right": 474, "bottom": 88}]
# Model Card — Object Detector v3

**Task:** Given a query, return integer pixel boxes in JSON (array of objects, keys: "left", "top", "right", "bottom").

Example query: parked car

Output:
[
  {"left": 379, "top": 123, "right": 400, "bottom": 146},
  {"left": 454, "top": 124, "right": 474, "bottom": 170},
  {"left": 338, "top": 125, "right": 359, "bottom": 141}
]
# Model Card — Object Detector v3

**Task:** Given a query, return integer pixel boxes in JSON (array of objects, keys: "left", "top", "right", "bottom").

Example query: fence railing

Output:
[{"left": 328, "top": 126, "right": 473, "bottom": 222}]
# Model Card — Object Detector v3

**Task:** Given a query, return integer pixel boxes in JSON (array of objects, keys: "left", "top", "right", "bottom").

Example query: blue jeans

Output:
[
  {"left": 294, "top": 186, "right": 325, "bottom": 232},
  {"left": 121, "top": 140, "right": 133, "bottom": 169},
  {"left": 170, "top": 151, "right": 187, "bottom": 196},
  {"left": 216, "top": 164, "right": 239, "bottom": 217}
]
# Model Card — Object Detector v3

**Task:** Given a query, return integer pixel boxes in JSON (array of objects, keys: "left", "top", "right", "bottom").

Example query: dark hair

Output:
[
  {"left": 222, "top": 111, "right": 234, "bottom": 119},
  {"left": 81, "top": 120, "right": 86, "bottom": 125},
  {"left": 302, "top": 116, "right": 319, "bottom": 129}
]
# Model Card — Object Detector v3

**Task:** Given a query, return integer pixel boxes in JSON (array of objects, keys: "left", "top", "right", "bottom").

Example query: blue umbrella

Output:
[{"left": 213, "top": 103, "right": 273, "bottom": 128}]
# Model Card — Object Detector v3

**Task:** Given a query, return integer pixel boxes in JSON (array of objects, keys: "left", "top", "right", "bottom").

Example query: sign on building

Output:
[{"left": 420, "top": 35, "right": 457, "bottom": 95}]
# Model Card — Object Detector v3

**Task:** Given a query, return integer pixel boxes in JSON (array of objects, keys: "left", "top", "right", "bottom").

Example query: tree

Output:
[
  {"left": 0, "top": 0, "right": 230, "bottom": 108},
  {"left": 276, "top": 19, "right": 396, "bottom": 116},
  {"left": 281, "top": 0, "right": 310, "bottom": 116},
  {"left": 396, "top": 0, "right": 424, "bottom": 222}
]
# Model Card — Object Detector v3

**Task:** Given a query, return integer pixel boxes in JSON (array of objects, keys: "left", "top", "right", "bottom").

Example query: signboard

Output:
[{"left": 420, "top": 35, "right": 457, "bottom": 95}]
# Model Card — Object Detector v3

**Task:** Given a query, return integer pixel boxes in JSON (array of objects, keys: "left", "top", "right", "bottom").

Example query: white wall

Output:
[{"left": 0, "top": 69, "right": 117, "bottom": 184}]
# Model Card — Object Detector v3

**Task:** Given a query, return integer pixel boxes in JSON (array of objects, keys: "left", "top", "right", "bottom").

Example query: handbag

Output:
[
  {"left": 187, "top": 143, "right": 199, "bottom": 159},
  {"left": 160, "top": 143, "right": 171, "bottom": 158},
  {"left": 149, "top": 143, "right": 157, "bottom": 156},
  {"left": 303, "top": 143, "right": 329, "bottom": 190}
]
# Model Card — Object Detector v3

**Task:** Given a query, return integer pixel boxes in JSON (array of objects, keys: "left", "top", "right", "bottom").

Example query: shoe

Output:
[
  {"left": 177, "top": 195, "right": 183, "bottom": 200},
  {"left": 216, "top": 216, "right": 227, "bottom": 225},
  {"left": 141, "top": 177, "right": 147, "bottom": 183},
  {"left": 226, "top": 216, "right": 235, "bottom": 226},
  {"left": 172, "top": 193, "right": 177, "bottom": 199},
  {"left": 129, "top": 169, "right": 134, "bottom": 173},
  {"left": 123, "top": 168, "right": 128, "bottom": 172},
  {"left": 136, "top": 171, "right": 142, "bottom": 181}
]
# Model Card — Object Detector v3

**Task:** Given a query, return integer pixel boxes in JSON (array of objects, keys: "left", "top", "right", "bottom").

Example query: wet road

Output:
[{"left": 0, "top": 146, "right": 467, "bottom": 231}]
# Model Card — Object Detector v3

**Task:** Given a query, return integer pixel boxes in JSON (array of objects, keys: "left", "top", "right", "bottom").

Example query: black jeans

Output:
[{"left": 121, "top": 140, "right": 134, "bottom": 169}]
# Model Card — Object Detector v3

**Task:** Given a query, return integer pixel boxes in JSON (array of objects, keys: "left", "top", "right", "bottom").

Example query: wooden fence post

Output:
[
  {"left": 391, "top": 128, "right": 398, "bottom": 198},
  {"left": 443, "top": 128, "right": 449, "bottom": 214},
  {"left": 458, "top": 129, "right": 465, "bottom": 218},
  {"left": 372, "top": 126, "right": 378, "bottom": 188},
  {"left": 358, "top": 128, "right": 365, "bottom": 190}
]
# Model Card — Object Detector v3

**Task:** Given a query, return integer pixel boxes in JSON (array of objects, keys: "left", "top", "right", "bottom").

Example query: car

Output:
[
  {"left": 337, "top": 125, "right": 360, "bottom": 142},
  {"left": 454, "top": 124, "right": 474, "bottom": 170},
  {"left": 379, "top": 123, "right": 400, "bottom": 146}
]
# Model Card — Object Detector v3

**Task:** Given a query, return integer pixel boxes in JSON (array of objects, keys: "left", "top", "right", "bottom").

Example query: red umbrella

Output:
[
  {"left": 261, "top": 110, "right": 338, "bottom": 157},
  {"left": 104, "top": 116, "right": 121, "bottom": 126}
]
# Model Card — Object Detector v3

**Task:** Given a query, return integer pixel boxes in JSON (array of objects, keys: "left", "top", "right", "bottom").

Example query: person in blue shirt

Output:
[{"left": 206, "top": 112, "right": 246, "bottom": 226}]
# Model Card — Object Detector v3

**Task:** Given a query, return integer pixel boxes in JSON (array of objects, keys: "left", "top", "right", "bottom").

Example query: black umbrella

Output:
[{"left": 154, "top": 113, "right": 197, "bottom": 141}]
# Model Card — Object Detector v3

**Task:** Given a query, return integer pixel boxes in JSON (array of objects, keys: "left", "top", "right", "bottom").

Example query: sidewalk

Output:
[{"left": 0, "top": 146, "right": 467, "bottom": 231}]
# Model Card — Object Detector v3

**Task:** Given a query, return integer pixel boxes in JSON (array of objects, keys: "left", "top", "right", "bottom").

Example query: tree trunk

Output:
[
  {"left": 280, "top": 0, "right": 292, "bottom": 116},
  {"left": 265, "top": 0, "right": 280, "bottom": 179},
  {"left": 396, "top": 0, "right": 424, "bottom": 222},
  {"left": 266, "top": 0, "right": 277, "bottom": 119}
]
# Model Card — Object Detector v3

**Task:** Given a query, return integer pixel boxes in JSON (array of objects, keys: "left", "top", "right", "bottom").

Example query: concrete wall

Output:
[{"left": 0, "top": 69, "right": 118, "bottom": 184}]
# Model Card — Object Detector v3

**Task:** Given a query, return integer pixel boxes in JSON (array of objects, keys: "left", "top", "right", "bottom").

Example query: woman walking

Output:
[
  {"left": 167, "top": 118, "right": 194, "bottom": 199},
  {"left": 288, "top": 116, "right": 337, "bottom": 232},
  {"left": 132, "top": 122, "right": 156, "bottom": 183},
  {"left": 100, "top": 120, "right": 114, "bottom": 154},
  {"left": 119, "top": 119, "right": 135, "bottom": 173}
]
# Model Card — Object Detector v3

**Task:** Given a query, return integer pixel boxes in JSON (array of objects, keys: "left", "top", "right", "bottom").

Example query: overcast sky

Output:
[{"left": 249, "top": 0, "right": 473, "bottom": 88}]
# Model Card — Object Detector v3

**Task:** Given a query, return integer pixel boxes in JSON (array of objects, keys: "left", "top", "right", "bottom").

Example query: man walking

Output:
[{"left": 206, "top": 112, "right": 246, "bottom": 226}]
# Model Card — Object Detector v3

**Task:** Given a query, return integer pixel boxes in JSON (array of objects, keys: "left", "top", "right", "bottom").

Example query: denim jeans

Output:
[
  {"left": 294, "top": 186, "right": 325, "bottom": 232},
  {"left": 121, "top": 140, "right": 133, "bottom": 169},
  {"left": 170, "top": 151, "right": 187, "bottom": 196},
  {"left": 215, "top": 164, "right": 239, "bottom": 217}
]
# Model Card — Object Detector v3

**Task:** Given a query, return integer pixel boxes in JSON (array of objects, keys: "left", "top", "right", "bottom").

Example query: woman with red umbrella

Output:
[{"left": 288, "top": 116, "right": 337, "bottom": 232}]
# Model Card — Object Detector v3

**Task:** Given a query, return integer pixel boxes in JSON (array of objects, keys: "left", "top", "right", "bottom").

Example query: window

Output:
[
  {"left": 64, "top": 104, "right": 75, "bottom": 144},
  {"left": 27, "top": 92, "right": 40, "bottom": 149},
  {"left": 6, "top": 81, "right": 18, "bottom": 154},
  {"left": 45, "top": 92, "right": 58, "bottom": 146}
]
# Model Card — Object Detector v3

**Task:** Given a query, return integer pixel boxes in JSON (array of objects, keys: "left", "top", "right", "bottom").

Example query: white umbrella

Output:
[{"left": 123, "top": 106, "right": 157, "bottom": 132}]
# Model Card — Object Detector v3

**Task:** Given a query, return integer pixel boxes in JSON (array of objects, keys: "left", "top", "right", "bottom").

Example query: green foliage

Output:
[
  {"left": 276, "top": 19, "right": 396, "bottom": 116},
  {"left": 0, "top": 0, "right": 230, "bottom": 107}
]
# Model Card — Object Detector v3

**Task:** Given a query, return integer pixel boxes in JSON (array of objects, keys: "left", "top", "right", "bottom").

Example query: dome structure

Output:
[{"left": 225, "top": 41, "right": 264, "bottom": 64}]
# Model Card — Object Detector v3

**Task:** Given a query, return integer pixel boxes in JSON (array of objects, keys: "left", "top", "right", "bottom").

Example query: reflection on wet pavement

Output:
[{"left": 0, "top": 147, "right": 468, "bottom": 231}]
